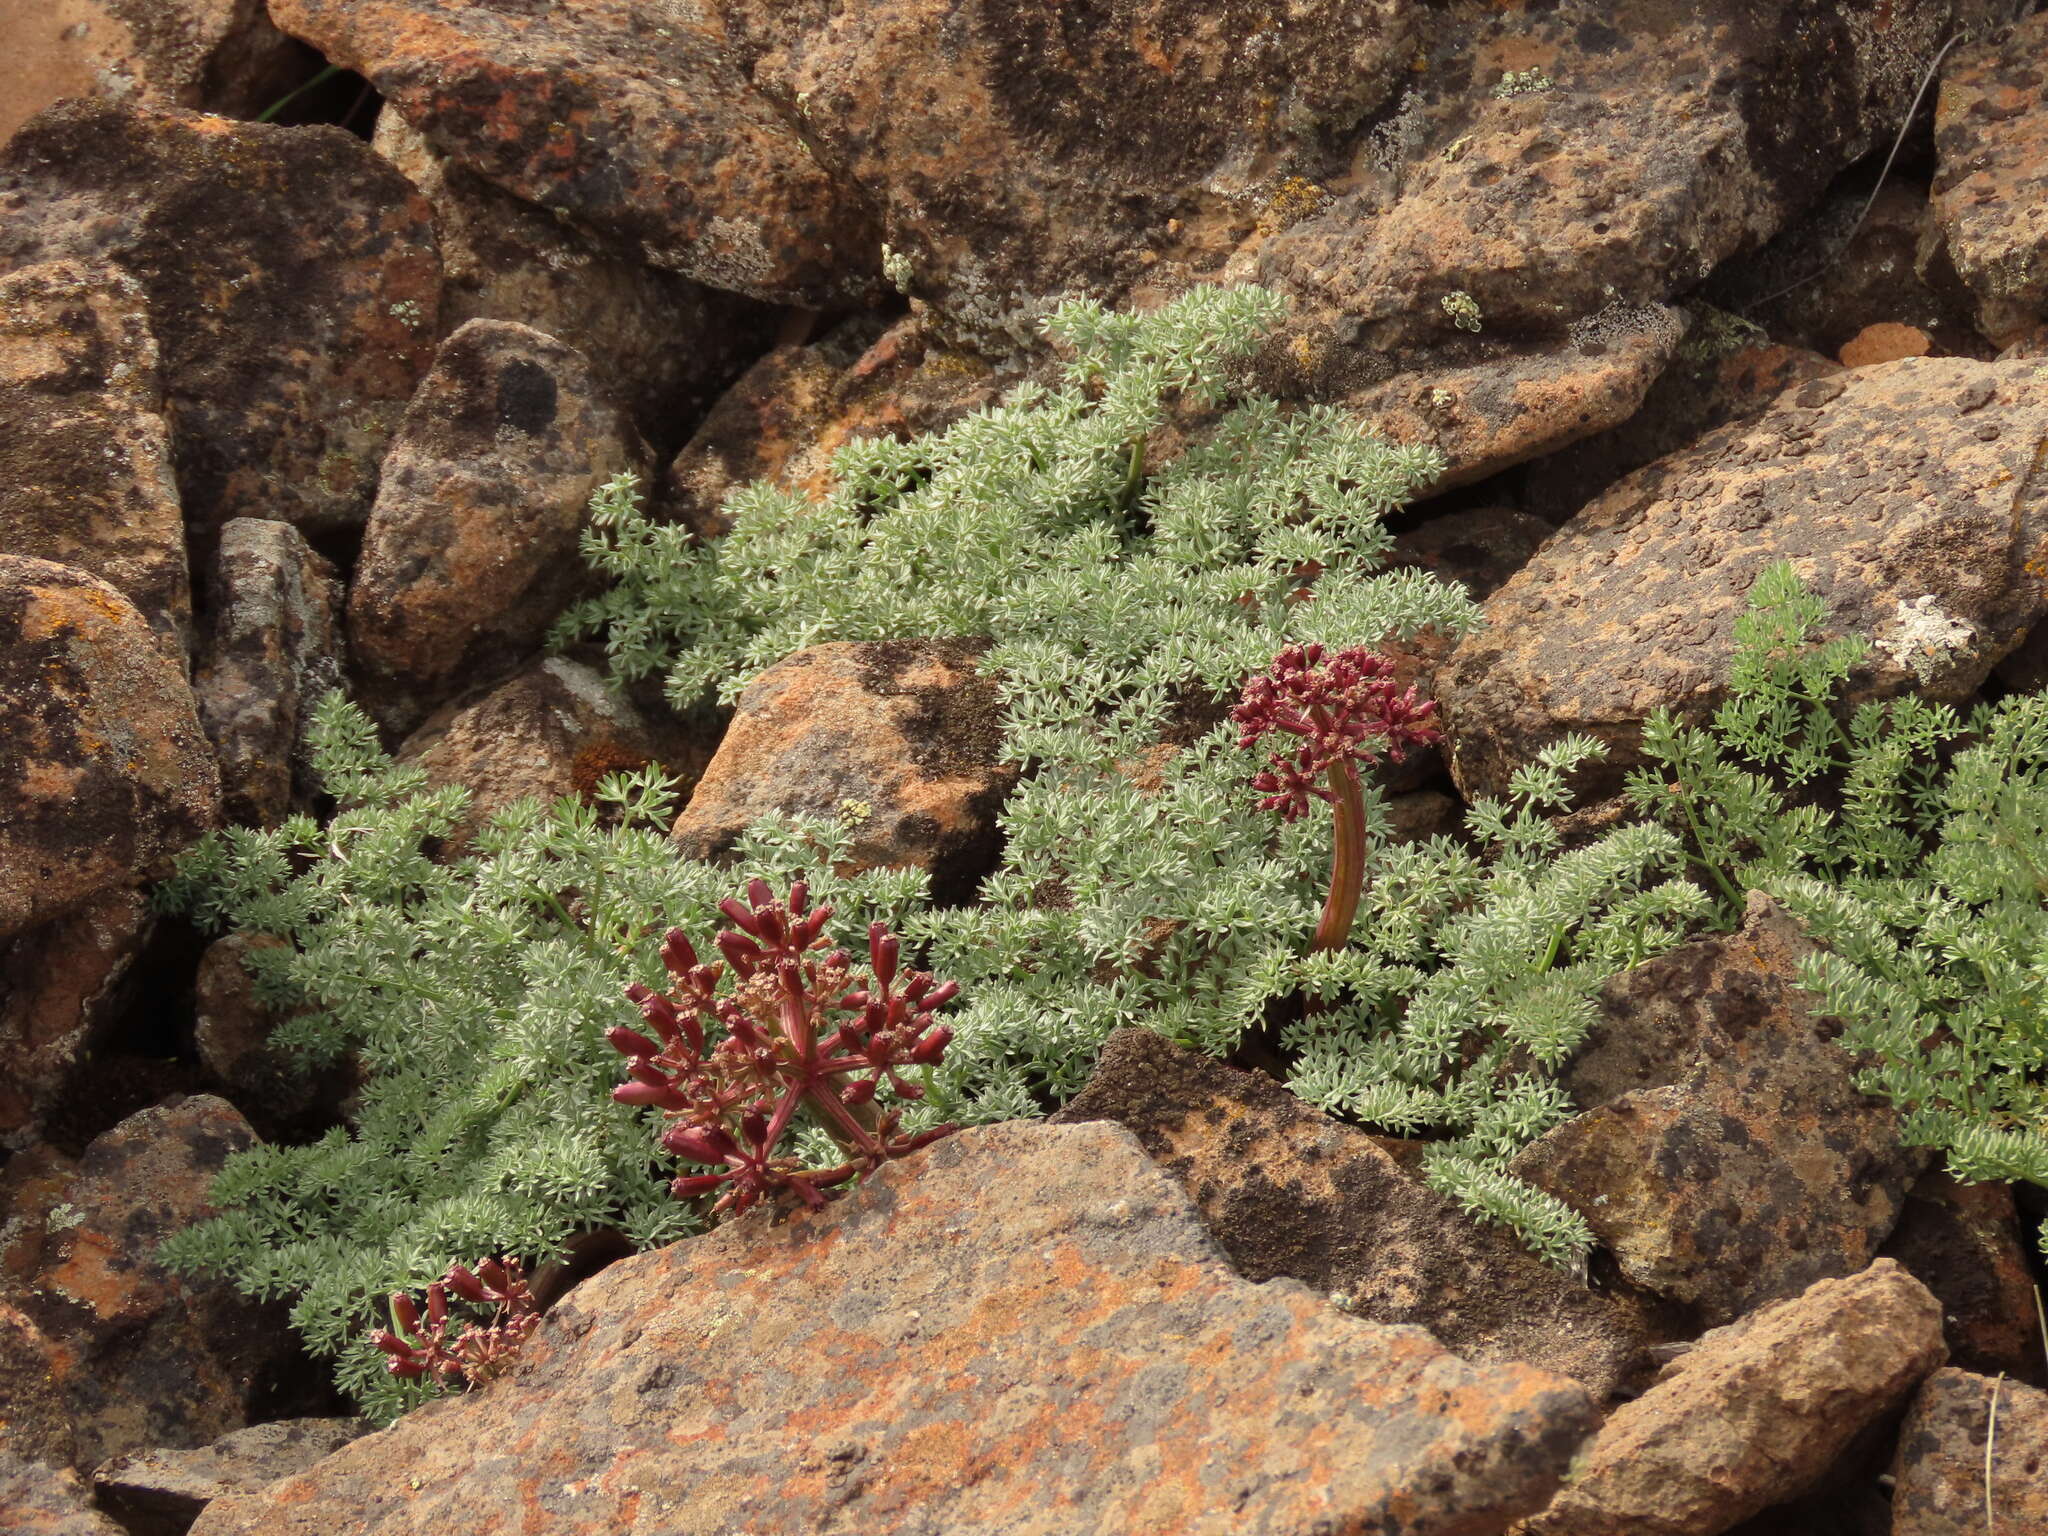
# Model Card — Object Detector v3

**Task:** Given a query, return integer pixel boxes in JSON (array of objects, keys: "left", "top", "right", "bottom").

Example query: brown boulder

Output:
[
  {"left": 1519, "top": 1260, "right": 1946, "bottom": 1536},
  {"left": 0, "top": 556, "right": 219, "bottom": 941},
  {"left": 0, "top": 1300, "right": 76, "bottom": 1470},
  {"left": 347, "top": 319, "right": 641, "bottom": 734},
  {"left": 1054, "top": 1027, "right": 1664, "bottom": 1402},
  {"left": 269, "top": 0, "right": 876, "bottom": 306},
  {"left": 1438, "top": 356, "right": 2048, "bottom": 802},
  {"left": 1516, "top": 895, "right": 1926, "bottom": 1325},
  {"left": 0, "top": 259, "right": 189, "bottom": 659},
  {"left": 189, "top": 1121, "right": 1598, "bottom": 1536},
  {"left": 93, "top": 1417, "right": 370, "bottom": 1536},
  {"left": 0, "top": 99, "right": 440, "bottom": 540},
  {"left": 0, "top": 1449, "right": 127, "bottom": 1536},
  {"left": 673, "top": 638, "right": 1015, "bottom": 905},
  {"left": 1880, "top": 1172, "right": 2048, "bottom": 1388},
  {"left": 1890, "top": 1367, "right": 2048, "bottom": 1536}
]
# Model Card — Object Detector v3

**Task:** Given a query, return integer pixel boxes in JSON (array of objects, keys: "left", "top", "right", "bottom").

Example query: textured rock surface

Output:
[
  {"left": 0, "top": 259, "right": 189, "bottom": 658},
  {"left": 0, "top": 1299, "right": 77, "bottom": 1470},
  {"left": 1928, "top": 12, "right": 2048, "bottom": 346},
  {"left": 0, "top": 891, "right": 151, "bottom": 1151},
  {"left": 94, "top": 1418, "right": 371, "bottom": 1536},
  {"left": 1054, "top": 1028, "right": 1663, "bottom": 1402},
  {"left": 0, "top": 1097, "right": 296, "bottom": 1468},
  {"left": 1387, "top": 507, "right": 1554, "bottom": 601},
  {"left": 0, "top": 0, "right": 303, "bottom": 141},
  {"left": 0, "top": 1449, "right": 127, "bottom": 1536},
  {"left": 369, "top": 105, "right": 768, "bottom": 453},
  {"left": 1890, "top": 1368, "right": 2048, "bottom": 1536},
  {"left": 193, "top": 519, "right": 346, "bottom": 831},
  {"left": 1520, "top": 1261, "right": 1946, "bottom": 1536},
  {"left": 1880, "top": 1172, "right": 2048, "bottom": 1388},
  {"left": 269, "top": 0, "right": 877, "bottom": 306},
  {"left": 0, "top": 100, "right": 440, "bottom": 539},
  {"left": 190, "top": 1121, "right": 1598, "bottom": 1536},
  {"left": 395, "top": 658, "right": 712, "bottom": 853},
  {"left": 1439, "top": 356, "right": 2048, "bottom": 801},
  {"left": 191, "top": 934, "right": 345, "bottom": 1141},
  {"left": 347, "top": 320, "right": 640, "bottom": 734},
  {"left": 0, "top": 556, "right": 219, "bottom": 942},
  {"left": 1517, "top": 894, "right": 1926, "bottom": 1324},
  {"left": 673, "top": 639, "right": 1016, "bottom": 905}
]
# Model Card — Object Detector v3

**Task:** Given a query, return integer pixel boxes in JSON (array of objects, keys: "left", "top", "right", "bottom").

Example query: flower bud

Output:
[
  {"left": 389, "top": 1293, "right": 420, "bottom": 1335},
  {"left": 662, "top": 1124, "right": 736, "bottom": 1165},
  {"left": 868, "top": 926, "right": 899, "bottom": 989},
  {"left": 444, "top": 1264, "right": 488, "bottom": 1305},
  {"left": 606, "top": 1025, "right": 662, "bottom": 1060},
  {"left": 839, "top": 1076, "right": 877, "bottom": 1106},
  {"left": 671, "top": 1172, "right": 728, "bottom": 1200},
  {"left": 660, "top": 928, "right": 698, "bottom": 975}
]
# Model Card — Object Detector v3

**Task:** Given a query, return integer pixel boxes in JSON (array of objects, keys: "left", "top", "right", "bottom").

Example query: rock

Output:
[
  {"left": 191, "top": 934, "right": 346, "bottom": 1140},
  {"left": 0, "top": 1097, "right": 298, "bottom": 1468},
  {"left": 189, "top": 1121, "right": 1598, "bottom": 1536},
  {"left": 1387, "top": 507, "right": 1553, "bottom": 601},
  {"left": 1516, "top": 894, "right": 1926, "bottom": 1325},
  {"left": 0, "top": 890, "right": 152, "bottom": 1151},
  {"left": 1518, "top": 1260, "right": 1946, "bottom": 1536},
  {"left": 0, "top": 259, "right": 189, "bottom": 658},
  {"left": 1890, "top": 1368, "right": 2048, "bottom": 1536},
  {"left": 1054, "top": 1028, "right": 1663, "bottom": 1402},
  {"left": 1521, "top": 331, "right": 1843, "bottom": 524},
  {"left": 1880, "top": 1172, "right": 2048, "bottom": 1388},
  {"left": 393, "top": 658, "right": 712, "bottom": 853},
  {"left": 346, "top": 320, "right": 641, "bottom": 735},
  {"left": 0, "top": 1300, "right": 77, "bottom": 1470},
  {"left": 1438, "top": 357, "right": 2048, "bottom": 803},
  {"left": 1926, "top": 12, "right": 2048, "bottom": 347},
  {"left": 0, "top": 556, "right": 220, "bottom": 942},
  {"left": 1838, "top": 321, "right": 1933, "bottom": 368},
  {"left": 672, "top": 639, "right": 1015, "bottom": 906},
  {"left": 0, "top": 99, "right": 440, "bottom": 540},
  {"left": 269, "top": 0, "right": 877, "bottom": 306},
  {"left": 93, "top": 1417, "right": 370, "bottom": 1536},
  {"left": 369, "top": 106, "right": 768, "bottom": 454},
  {"left": 192, "top": 519, "right": 347, "bottom": 831},
  {"left": 0, "top": 0, "right": 304, "bottom": 142},
  {"left": 662, "top": 314, "right": 1013, "bottom": 540},
  {"left": 0, "top": 1449, "right": 127, "bottom": 1536}
]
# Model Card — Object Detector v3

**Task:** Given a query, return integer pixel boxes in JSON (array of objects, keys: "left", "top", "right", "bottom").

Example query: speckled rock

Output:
[
  {"left": 0, "top": 1450, "right": 127, "bottom": 1536},
  {"left": 1515, "top": 895, "right": 1926, "bottom": 1326},
  {"left": 673, "top": 639, "right": 1016, "bottom": 906},
  {"left": 1522, "top": 331, "right": 1844, "bottom": 523},
  {"left": 369, "top": 105, "right": 768, "bottom": 454},
  {"left": 191, "top": 934, "right": 348, "bottom": 1141},
  {"left": 346, "top": 320, "right": 641, "bottom": 735},
  {"left": 0, "top": 556, "right": 220, "bottom": 942},
  {"left": 1054, "top": 1028, "right": 1663, "bottom": 1402},
  {"left": 1438, "top": 356, "right": 2048, "bottom": 803},
  {"left": 0, "top": 0, "right": 302, "bottom": 142},
  {"left": 0, "top": 1096, "right": 297, "bottom": 1469},
  {"left": 189, "top": 1120, "right": 1598, "bottom": 1536},
  {"left": 1518, "top": 1260, "right": 1946, "bottom": 1536},
  {"left": 0, "top": 1300, "right": 76, "bottom": 1470},
  {"left": 0, "top": 890, "right": 151, "bottom": 1151},
  {"left": 1387, "top": 507, "right": 1553, "bottom": 600},
  {"left": 269, "top": 0, "right": 877, "bottom": 306},
  {"left": 94, "top": 1418, "right": 371, "bottom": 1536},
  {"left": 193, "top": 519, "right": 346, "bottom": 831},
  {"left": 394, "top": 658, "right": 712, "bottom": 853},
  {"left": 1881, "top": 1172, "right": 2048, "bottom": 1388},
  {"left": 1839, "top": 320, "right": 1933, "bottom": 367},
  {"left": 0, "top": 100, "right": 440, "bottom": 540},
  {"left": 1890, "top": 1368, "right": 2048, "bottom": 1536},
  {"left": 1927, "top": 12, "right": 2048, "bottom": 347},
  {"left": 662, "top": 314, "right": 1013, "bottom": 539},
  {"left": 0, "top": 259, "right": 188, "bottom": 659}
]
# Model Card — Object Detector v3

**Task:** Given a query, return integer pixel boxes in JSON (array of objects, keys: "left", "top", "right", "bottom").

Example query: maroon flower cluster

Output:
[
  {"left": 1231, "top": 643, "right": 1441, "bottom": 821},
  {"left": 611, "top": 878, "right": 959, "bottom": 1218},
  {"left": 374, "top": 1258, "right": 539, "bottom": 1386}
]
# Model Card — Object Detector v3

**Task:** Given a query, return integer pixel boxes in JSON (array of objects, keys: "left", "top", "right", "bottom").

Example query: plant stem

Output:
[{"left": 1312, "top": 754, "right": 1367, "bottom": 953}]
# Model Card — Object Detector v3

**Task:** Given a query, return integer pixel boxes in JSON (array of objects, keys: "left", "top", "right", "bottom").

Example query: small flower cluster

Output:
[
  {"left": 1232, "top": 644, "right": 1440, "bottom": 821},
  {"left": 373, "top": 1258, "right": 539, "bottom": 1386},
  {"left": 612, "top": 879, "right": 959, "bottom": 1217}
]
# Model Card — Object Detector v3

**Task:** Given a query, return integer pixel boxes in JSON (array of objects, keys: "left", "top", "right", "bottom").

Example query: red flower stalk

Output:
[
  {"left": 611, "top": 878, "right": 959, "bottom": 1219},
  {"left": 1232, "top": 644, "right": 1441, "bottom": 952},
  {"left": 373, "top": 1257, "right": 539, "bottom": 1387}
]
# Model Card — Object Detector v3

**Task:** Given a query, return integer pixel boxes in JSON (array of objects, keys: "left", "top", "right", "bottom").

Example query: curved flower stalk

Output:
[
  {"left": 373, "top": 1258, "right": 539, "bottom": 1386},
  {"left": 611, "top": 878, "right": 959, "bottom": 1218},
  {"left": 1232, "top": 644, "right": 1441, "bottom": 952}
]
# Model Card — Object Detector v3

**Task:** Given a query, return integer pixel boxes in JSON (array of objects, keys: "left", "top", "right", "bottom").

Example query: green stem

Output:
[
  {"left": 1673, "top": 789, "right": 1746, "bottom": 916},
  {"left": 1116, "top": 435, "right": 1146, "bottom": 515}
]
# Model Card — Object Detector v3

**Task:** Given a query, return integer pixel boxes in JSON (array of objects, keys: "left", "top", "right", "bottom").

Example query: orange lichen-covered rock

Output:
[
  {"left": 189, "top": 1121, "right": 1598, "bottom": 1536},
  {"left": 0, "top": 556, "right": 219, "bottom": 941}
]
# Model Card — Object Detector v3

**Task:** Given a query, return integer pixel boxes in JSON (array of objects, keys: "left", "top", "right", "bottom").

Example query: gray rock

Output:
[
  {"left": 1891, "top": 1367, "right": 2048, "bottom": 1536},
  {"left": 94, "top": 1417, "right": 370, "bottom": 1536}
]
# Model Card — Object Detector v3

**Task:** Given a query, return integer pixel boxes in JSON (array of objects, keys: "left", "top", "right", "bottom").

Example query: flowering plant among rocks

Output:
[
  {"left": 374, "top": 1258, "right": 539, "bottom": 1387},
  {"left": 612, "top": 878, "right": 960, "bottom": 1217}
]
